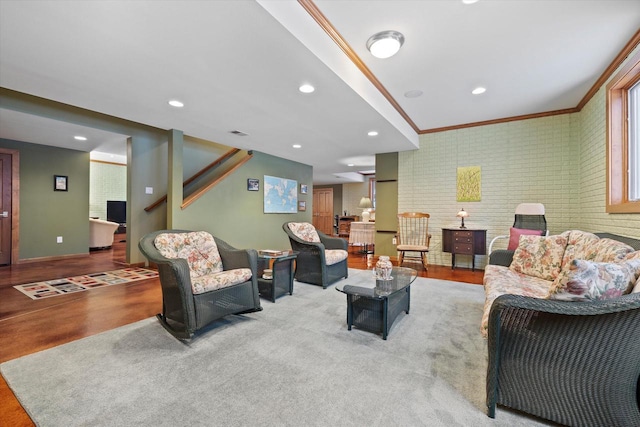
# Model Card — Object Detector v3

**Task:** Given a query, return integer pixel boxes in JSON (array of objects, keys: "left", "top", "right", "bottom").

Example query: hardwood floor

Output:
[{"left": 0, "top": 241, "right": 484, "bottom": 426}]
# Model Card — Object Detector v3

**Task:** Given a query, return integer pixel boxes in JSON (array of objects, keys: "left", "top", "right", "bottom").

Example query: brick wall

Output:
[
  {"left": 89, "top": 161, "right": 126, "bottom": 220},
  {"left": 399, "top": 114, "right": 580, "bottom": 269}
]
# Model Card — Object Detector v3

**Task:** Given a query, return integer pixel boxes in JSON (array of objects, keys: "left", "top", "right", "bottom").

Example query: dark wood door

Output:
[
  {"left": 312, "top": 188, "right": 333, "bottom": 235},
  {"left": 0, "top": 153, "right": 12, "bottom": 265}
]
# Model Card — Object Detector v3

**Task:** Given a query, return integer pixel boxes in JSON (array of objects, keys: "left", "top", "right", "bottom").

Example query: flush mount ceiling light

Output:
[
  {"left": 298, "top": 84, "right": 315, "bottom": 94},
  {"left": 472, "top": 87, "right": 486, "bottom": 95},
  {"left": 292, "top": 144, "right": 302, "bottom": 149},
  {"left": 366, "top": 30, "right": 405, "bottom": 59},
  {"left": 367, "top": 131, "right": 379, "bottom": 136},
  {"left": 168, "top": 100, "right": 184, "bottom": 108},
  {"left": 74, "top": 135, "right": 87, "bottom": 141}
]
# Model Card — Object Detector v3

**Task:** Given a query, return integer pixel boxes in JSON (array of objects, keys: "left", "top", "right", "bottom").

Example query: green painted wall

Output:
[
  {"left": 375, "top": 152, "right": 398, "bottom": 256},
  {"left": 0, "top": 138, "right": 90, "bottom": 259},
  {"left": 172, "top": 151, "right": 312, "bottom": 251}
]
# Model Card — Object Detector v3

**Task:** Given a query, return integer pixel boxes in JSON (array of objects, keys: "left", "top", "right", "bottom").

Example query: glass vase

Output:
[{"left": 375, "top": 256, "right": 393, "bottom": 281}]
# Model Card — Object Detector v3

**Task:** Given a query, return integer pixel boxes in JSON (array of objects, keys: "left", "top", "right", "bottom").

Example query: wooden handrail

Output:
[
  {"left": 181, "top": 153, "right": 253, "bottom": 209},
  {"left": 184, "top": 148, "right": 240, "bottom": 187},
  {"left": 144, "top": 148, "right": 241, "bottom": 212}
]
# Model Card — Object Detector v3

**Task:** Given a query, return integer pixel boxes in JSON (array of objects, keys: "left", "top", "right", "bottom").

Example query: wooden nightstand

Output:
[{"left": 442, "top": 228, "right": 487, "bottom": 271}]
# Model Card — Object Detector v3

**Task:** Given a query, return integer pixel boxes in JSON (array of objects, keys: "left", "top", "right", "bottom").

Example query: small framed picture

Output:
[
  {"left": 298, "top": 201, "right": 306, "bottom": 211},
  {"left": 54, "top": 175, "right": 68, "bottom": 191},
  {"left": 300, "top": 184, "right": 308, "bottom": 194},
  {"left": 247, "top": 178, "right": 259, "bottom": 191}
]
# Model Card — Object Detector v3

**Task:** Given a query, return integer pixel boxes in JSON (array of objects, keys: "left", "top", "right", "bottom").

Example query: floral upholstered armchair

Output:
[
  {"left": 138, "top": 230, "right": 262, "bottom": 340},
  {"left": 282, "top": 222, "right": 348, "bottom": 288}
]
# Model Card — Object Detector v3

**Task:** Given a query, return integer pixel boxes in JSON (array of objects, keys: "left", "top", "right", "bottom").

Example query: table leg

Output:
[
  {"left": 382, "top": 298, "right": 389, "bottom": 340},
  {"left": 347, "top": 295, "right": 353, "bottom": 331}
]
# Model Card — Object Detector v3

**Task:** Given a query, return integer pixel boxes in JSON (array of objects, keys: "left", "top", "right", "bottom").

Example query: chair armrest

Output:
[
  {"left": 488, "top": 234, "right": 508, "bottom": 254},
  {"left": 318, "top": 231, "right": 347, "bottom": 250},
  {"left": 214, "top": 237, "right": 258, "bottom": 274}
]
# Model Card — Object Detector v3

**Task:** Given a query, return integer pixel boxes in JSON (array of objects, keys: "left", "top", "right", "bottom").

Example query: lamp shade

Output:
[
  {"left": 359, "top": 197, "right": 373, "bottom": 209},
  {"left": 359, "top": 197, "right": 373, "bottom": 222},
  {"left": 456, "top": 208, "right": 468, "bottom": 229}
]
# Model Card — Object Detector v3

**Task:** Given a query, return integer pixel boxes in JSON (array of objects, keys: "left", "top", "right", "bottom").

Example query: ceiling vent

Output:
[{"left": 230, "top": 130, "right": 248, "bottom": 136}]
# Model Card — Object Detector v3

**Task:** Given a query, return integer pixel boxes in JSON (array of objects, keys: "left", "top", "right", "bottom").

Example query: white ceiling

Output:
[{"left": 1, "top": 0, "right": 639, "bottom": 184}]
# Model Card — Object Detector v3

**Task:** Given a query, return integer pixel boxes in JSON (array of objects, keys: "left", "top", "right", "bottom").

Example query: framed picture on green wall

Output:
[
  {"left": 54, "top": 175, "right": 68, "bottom": 191},
  {"left": 264, "top": 175, "right": 297, "bottom": 213},
  {"left": 247, "top": 178, "right": 259, "bottom": 191}
]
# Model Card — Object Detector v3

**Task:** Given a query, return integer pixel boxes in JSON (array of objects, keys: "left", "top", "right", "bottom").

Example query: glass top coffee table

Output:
[{"left": 336, "top": 267, "right": 417, "bottom": 340}]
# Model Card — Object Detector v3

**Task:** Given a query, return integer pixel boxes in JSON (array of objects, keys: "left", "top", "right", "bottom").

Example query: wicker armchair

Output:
[
  {"left": 282, "top": 222, "right": 348, "bottom": 288},
  {"left": 486, "top": 293, "right": 640, "bottom": 426},
  {"left": 139, "top": 229, "right": 262, "bottom": 340}
]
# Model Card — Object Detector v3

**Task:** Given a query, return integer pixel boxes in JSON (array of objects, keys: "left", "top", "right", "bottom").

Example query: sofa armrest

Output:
[
  {"left": 488, "top": 249, "right": 514, "bottom": 267},
  {"left": 486, "top": 293, "right": 640, "bottom": 424}
]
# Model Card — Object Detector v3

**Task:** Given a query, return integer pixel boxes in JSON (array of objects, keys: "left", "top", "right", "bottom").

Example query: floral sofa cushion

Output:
[
  {"left": 559, "top": 230, "right": 600, "bottom": 271},
  {"left": 509, "top": 234, "right": 567, "bottom": 281},
  {"left": 547, "top": 259, "right": 640, "bottom": 302},
  {"left": 326, "top": 249, "right": 348, "bottom": 265},
  {"left": 481, "top": 265, "right": 552, "bottom": 338},
  {"left": 288, "top": 222, "right": 321, "bottom": 243},
  {"left": 191, "top": 268, "right": 253, "bottom": 295},
  {"left": 154, "top": 231, "right": 251, "bottom": 294},
  {"left": 154, "top": 231, "right": 223, "bottom": 278},
  {"left": 591, "top": 238, "right": 635, "bottom": 262}
]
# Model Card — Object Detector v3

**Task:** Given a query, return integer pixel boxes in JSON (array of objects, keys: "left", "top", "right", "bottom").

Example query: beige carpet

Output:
[{"left": 1, "top": 269, "right": 552, "bottom": 426}]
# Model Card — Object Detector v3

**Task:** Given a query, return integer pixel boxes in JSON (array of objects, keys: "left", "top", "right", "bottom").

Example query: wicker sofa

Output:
[{"left": 483, "top": 230, "right": 640, "bottom": 426}]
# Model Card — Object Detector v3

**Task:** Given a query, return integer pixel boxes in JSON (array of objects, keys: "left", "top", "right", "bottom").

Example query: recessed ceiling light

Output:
[
  {"left": 368, "top": 131, "right": 379, "bottom": 137},
  {"left": 74, "top": 136, "right": 87, "bottom": 141},
  {"left": 168, "top": 100, "right": 184, "bottom": 108},
  {"left": 299, "top": 84, "right": 315, "bottom": 94},
  {"left": 367, "top": 30, "right": 405, "bottom": 59},
  {"left": 462, "top": 0, "right": 479, "bottom": 4},
  {"left": 293, "top": 144, "right": 302, "bottom": 149},
  {"left": 348, "top": 163, "right": 355, "bottom": 167},
  {"left": 404, "top": 90, "right": 423, "bottom": 98},
  {"left": 472, "top": 87, "right": 486, "bottom": 95}
]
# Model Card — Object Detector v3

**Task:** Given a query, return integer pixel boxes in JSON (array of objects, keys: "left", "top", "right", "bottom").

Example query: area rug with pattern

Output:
[{"left": 13, "top": 268, "right": 158, "bottom": 299}]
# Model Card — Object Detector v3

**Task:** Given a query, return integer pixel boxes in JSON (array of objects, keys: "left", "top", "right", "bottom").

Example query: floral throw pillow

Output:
[
  {"left": 288, "top": 222, "right": 321, "bottom": 243},
  {"left": 154, "top": 231, "right": 223, "bottom": 278},
  {"left": 548, "top": 259, "right": 640, "bottom": 301},
  {"left": 509, "top": 234, "right": 568, "bottom": 281},
  {"left": 507, "top": 227, "right": 544, "bottom": 250}
]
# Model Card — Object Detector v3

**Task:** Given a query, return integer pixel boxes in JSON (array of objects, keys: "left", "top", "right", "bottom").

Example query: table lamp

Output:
[
  {"left": 456, "top": 208, "right": 469, "bottom": 229},
  {"left": 359, "top": 197, "right": 373, "bottom": 222}
]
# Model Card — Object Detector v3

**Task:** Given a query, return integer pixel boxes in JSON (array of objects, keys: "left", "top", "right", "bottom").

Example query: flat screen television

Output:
[{"left": 107, "top": 200, "right": 126, "bottom": 225}]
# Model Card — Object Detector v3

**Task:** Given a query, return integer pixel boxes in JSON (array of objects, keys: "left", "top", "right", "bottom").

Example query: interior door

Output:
[
  {"left": 312, "top": 188, "right": 333, "bottom": 235},
  {"left": 0, "top": 153, "right": 12, "bottom": 265}
]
